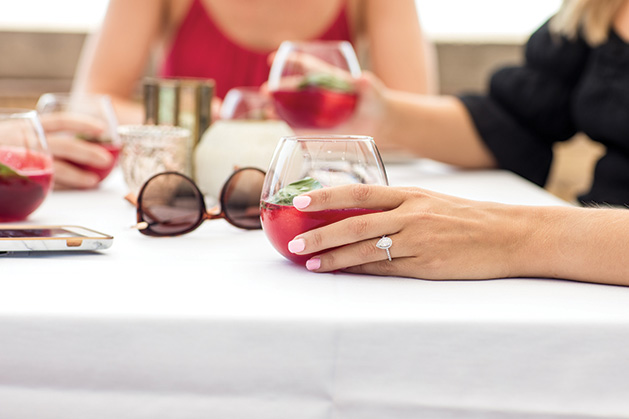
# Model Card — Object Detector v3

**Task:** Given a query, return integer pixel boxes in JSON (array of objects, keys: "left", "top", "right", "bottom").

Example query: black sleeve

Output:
[{"left": 458, "top": 20, "right": 590, "bottom": 186}]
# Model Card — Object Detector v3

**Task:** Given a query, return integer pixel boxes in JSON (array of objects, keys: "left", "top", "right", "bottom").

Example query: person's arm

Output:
[
  {"left": 286, "top": 184, "right": 629, "bottom": 286},
  {"left": 362, "top": 0, "right": 439, "bottom": 94},
  {"left": 380, "top": 88, "right": 497, "bottom": 168},
  {"left": 516, "top": 205, "right": 629, "bottom": 286},
  {"left": 73, "top": 0, "right": 166, "bottom": 124},
  {"left": 340, "top": 72, "right": 497, "bottom": 168}
]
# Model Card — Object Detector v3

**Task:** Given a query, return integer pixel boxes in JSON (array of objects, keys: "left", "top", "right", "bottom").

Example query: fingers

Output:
[
  {"left": 304, "top": 231, "right": 410, "bottom": 272},
  {"left": 288, "top": 185, "right": 426, "bottom": 270},
  {"left": 293, "top": 184, "right": 408, "bottom": 212},
  {"left": 341, "top": 258, "right": 420, "bottom": 279},
  {"left": 289, "top": 208, "right": 401, "bottom": 256},
  {"left": 39, "top": 112, "right": 106, "bottom": 136},
  {"left": 48, "top": 135, "right": 113, "bottom": 168},
  {"left": 287, "top": 185, "right": 437, "bottom": 275},
  {"left": 52, "top": 160, "right": 100, "bottom": 190}
]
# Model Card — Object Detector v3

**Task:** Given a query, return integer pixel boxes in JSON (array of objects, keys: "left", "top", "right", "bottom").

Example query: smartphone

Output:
[{"left": 0, "top": 225, "right": 113, "bottom": 253}]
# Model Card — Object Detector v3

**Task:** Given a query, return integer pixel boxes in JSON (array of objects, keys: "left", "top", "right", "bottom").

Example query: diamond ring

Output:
[{"left": 376, "top": 235, "right": 393, "bottom": 261}]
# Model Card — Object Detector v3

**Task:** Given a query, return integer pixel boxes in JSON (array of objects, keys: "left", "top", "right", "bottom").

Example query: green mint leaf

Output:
[
  {"left": 268, "top": 177, "right": 323, "bottom": 205},
  {"left": 298, "top": 73, "right": 354, "bottom": 93},
  {"left": 0, "top": 162, "right": 27, "bottom": 181}
]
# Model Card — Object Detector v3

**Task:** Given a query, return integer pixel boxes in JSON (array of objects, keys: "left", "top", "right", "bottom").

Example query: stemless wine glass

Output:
[
  {"left": 267, "top": 40, "right": 362, "bottom": 129},
  {"left": 220, "top": 86, "right": 276, "bottom": 120},
  {"left": 0, "top": 109, "right": 54, "bottom": 222},
  {"left": 36, "top": 93, "right": 122, "bottom": 184},
  {"left": 195, "top": 86, "right": 293, "bottom": 204},
  {"left": 260, "top": 135, "right": 388, "bottom": 265}
]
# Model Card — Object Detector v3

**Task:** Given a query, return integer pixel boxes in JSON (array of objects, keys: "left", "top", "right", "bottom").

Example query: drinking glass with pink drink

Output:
[
  {"left": 268, "top": 41, "right": 361, "bottom": 129},
  {"left": 0, "top": 109, "right": 54, "bottom": 222},
  {"left": 36, "top": 93, "right": 122, "bottom": 184},
  {"left": 260, "top": 135, "right": 388, "bottom": 265}
]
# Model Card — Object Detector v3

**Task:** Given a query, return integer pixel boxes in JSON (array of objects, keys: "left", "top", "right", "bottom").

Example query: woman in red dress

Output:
[{"left": 73, "top": 0, "right": 438, "bottom": 124}]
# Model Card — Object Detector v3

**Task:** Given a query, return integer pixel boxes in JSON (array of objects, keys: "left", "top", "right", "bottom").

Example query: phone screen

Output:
[{"left": 0, "top": 228, "right": 83, "bottom": 238}]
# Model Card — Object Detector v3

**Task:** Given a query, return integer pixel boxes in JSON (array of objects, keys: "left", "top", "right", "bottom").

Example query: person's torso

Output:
[
  {"left": 571, "top": 30, "right": 629, "bottom": 154},
  {"left": 160, "top": 0, "right": 356, "bottom": 98}
]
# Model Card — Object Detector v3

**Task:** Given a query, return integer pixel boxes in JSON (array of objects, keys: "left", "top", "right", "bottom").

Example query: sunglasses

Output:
[{"left": 126, "top": 168, "right": 266, "bottom": 236}]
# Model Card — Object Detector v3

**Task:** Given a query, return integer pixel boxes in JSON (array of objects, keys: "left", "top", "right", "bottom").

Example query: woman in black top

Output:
[{"left": 350, "top": 0, "right": 629, "bottom": 206}]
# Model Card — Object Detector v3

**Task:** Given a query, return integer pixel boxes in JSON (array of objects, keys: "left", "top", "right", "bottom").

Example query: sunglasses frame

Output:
[{"left": 133, "top": 167, "right": 266, "bottom": 236}]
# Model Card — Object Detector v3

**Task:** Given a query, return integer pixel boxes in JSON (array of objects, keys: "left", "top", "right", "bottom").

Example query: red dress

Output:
[{"left": 160, "top": 0, "right": 353, "bottom": 99}]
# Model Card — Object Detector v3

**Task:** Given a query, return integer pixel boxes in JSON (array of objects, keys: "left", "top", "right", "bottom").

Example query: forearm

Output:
[
  {"left": 380, "top": 90, "right": 497, "bottom": 168},
  {"left": 108, "top": 96, "right": 144, "bottom": 125},
  {"left": 365, "top": 0, "right": 439, "bottom": 95},
  {"left": 516, "top": 206, "right": 629, "bottom": 286}
]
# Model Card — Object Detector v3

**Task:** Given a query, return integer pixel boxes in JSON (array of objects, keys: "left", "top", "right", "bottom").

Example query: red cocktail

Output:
[
  {"left": 267, "top": 41, "right": 362, "bottom": 129},
  {"left": 36, "top": 93, "right": 122, "bottom": 184},
  {"left": 0, "top": 146, "right": 53, "bottom": 222},
  {"left": 69, "top": 139, "right": 122, "bottom": 182},
  {"left": 271, "top": 88, "right": 358, "bottom": 129},
  {"left": 260, "top": 136, "right": 388, "bottom": 266},
  {"left": 260, "top": 201, "right": 377, "bottom": 265}
]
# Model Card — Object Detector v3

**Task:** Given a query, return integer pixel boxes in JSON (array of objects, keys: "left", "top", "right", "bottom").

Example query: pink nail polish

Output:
[
  {"left": 293, "top": 195, "right": 311, "bottom": 209},
  {"left": 306, "top": 257, "right": 321, "bottom": 271},
  {"left": 288, "top": 238, "right": 305, "bottom": 253}
]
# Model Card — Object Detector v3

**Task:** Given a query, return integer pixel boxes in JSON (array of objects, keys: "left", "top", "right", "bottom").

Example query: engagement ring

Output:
[{"left": 376, "top": 235, "right": 393, "bottom": 261}]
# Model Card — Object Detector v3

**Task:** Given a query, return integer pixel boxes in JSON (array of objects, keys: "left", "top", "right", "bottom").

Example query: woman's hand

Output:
[
  {"left": 40, "top": 113, "right": 113, "bottom": 189},
  {"left": 287, "top": 184, "right": 538, "bottom": 280}
]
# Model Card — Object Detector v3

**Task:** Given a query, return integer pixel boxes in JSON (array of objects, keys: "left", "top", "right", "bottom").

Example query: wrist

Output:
[
  {"left": 512, "top": 205, "right": 583, "bottom": 279},
  {"left": 504, "top": 205, "right": 558, "bottom": 278}
]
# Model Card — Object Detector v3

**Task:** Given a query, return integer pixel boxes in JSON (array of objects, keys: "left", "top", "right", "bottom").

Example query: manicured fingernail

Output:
[
  {"left": 306, "top": 257, "right": 321, "bottom": 271},
  {"left": 293, "top": 195, "right": 311, "bottom": 209},
  {"left": 288, "top": 238, "right": 305, "bottom": 253}
]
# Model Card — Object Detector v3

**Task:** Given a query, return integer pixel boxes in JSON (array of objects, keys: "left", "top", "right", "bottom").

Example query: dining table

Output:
[{"left": 1, "top": 158, "right": 629, "bottom": 419}]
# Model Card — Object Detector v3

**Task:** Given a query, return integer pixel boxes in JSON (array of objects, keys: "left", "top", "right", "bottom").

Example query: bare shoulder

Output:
[{"left": 614, "top": 0, "right": 629, "bottom": 42}]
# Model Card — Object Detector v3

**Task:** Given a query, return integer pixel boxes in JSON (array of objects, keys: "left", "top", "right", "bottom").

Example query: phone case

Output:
[{"left": 0, "top": 225, "right": 113, "bottom": 252}]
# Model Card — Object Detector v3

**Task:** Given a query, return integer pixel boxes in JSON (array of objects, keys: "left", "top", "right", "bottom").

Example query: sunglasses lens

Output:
[
  {"left": 221, "top": 168, "right": 265, "bottom": 229},
  {"left": 138, "top": 173, "right": 204, "bottom": 236}
]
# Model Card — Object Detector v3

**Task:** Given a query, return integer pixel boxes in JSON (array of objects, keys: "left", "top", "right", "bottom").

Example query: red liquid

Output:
[
  {"left": 0, "top": 147, "right": 54, "bottom": 222},
  {"left": 69, "top": 142, "right": 122, "bottom": 183},
  {"left": 272, "top": 88, "right": 358, "bottom": 129},
  {"left": 260, "top": 201, "right": 377, "bottom": 265}
]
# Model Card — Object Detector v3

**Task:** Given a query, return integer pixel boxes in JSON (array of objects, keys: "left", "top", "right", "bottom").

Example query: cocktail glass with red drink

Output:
[
  {"left": 36, "top": 93, "right": 122, "bottom": 184},
  {"left": 0, "top": 109, "right": 54, "bottom": 222},
  {"left": 268, "top": 41, "right": 362, "bottom": 129},
  {"left": 260, "top": 135, "right": 388, "bottom": 265}
]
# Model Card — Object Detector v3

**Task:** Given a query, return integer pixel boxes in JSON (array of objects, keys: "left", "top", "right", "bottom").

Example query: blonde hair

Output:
[{"left": 550, "top": 0, "right": 624, "bottom": 46}]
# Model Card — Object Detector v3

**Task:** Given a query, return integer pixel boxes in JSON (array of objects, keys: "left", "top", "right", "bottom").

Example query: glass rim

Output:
[
  {"left": 36, "top": 92, "right": 114, "bottom": 107},
  {"left": 279, "top": 135, "right": 374, "bottom": 143},
  {"left": 0, "top": 108, "right": 38, "bottom": 118},
  {"left": 280, "top": 40, "right": 353, "bottom": 47},
  {"left": 117, "top": 124, "right": 191, "bottom": 136},
  {"left": 38, "top": 92, "right": 110, "bottom": 99}
]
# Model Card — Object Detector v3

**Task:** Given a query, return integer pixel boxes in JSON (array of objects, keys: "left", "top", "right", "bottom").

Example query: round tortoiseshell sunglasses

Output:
[{"left": 126, "top": 168, "right": 265, "bottom": 236}]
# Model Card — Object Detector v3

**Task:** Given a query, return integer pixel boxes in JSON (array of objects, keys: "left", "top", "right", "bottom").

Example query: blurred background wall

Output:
[{"left": 0, "top": 0, "right": 602, "bottom": 202}]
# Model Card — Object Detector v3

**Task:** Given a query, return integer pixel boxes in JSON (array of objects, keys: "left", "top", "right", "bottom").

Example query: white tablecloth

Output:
[{"left": 2, "top": 161, "right": 629, "bottom": 419}]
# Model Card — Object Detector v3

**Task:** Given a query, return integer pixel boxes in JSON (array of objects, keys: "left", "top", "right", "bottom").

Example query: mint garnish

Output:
[
  {"left": 0, "top": 162, "right": 27, "bottom": 181},
  {"left": 268, "top": 177, "right": 323, "bottom": 205},
  {"left": 298, "top": 73, "right": 354, "bottom": 93}
]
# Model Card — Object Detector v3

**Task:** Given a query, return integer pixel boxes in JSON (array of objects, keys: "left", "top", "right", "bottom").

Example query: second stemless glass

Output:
[
  {"left": 260, "top": 135, "right": 388, "bottom": 265},
  {"left": 0, "top": 109, "right": 54, "bottom": 222},
  {"left": 36, "top": 93, "right": 122, "bottom": 183},
  {"left": 268, "top": 41, "right": 362, "bottom": 129}
]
